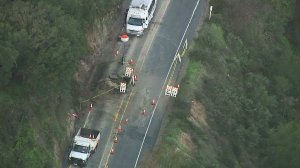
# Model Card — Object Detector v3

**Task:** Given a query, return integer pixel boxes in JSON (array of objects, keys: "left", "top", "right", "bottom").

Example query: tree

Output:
[{"left": 265, "top": 122, "right": 300, "bottom": 168}]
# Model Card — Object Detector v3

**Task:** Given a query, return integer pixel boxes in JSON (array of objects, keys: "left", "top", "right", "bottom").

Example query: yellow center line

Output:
[
  {"left": 99, "top": 95, "right": 126, "bottom": 167},
  {"left": 104, "top": 90, "right": 135, "bottom": 167},
  {"left": 101, "top": 36, "right": 150, "bottom": 168},
  {"left": 118, "top": 90, "right": 134, "bottom": 126},
  {"left": 102, "top": 20, "right": 159, "bottom": 168},
  {"left": 105, "top": 143, "right": 115, "bottom": 168}
]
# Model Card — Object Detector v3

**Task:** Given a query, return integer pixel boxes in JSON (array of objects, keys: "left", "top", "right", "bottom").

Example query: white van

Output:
[{"left": 126, "top": 0, "right": 157, "bottom": 36}]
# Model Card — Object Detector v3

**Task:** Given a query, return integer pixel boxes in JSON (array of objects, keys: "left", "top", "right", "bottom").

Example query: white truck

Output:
[
  {"left": 68, "top": 128, "right": 100, "bottom": 167},
  {"left": 126, "top": 0, "right": 157, "bottom": 36}
]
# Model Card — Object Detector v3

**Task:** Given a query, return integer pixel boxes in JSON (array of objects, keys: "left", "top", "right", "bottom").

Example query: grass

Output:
[{"left": 179, "top": 60, "right": 206, "bottom": 103}]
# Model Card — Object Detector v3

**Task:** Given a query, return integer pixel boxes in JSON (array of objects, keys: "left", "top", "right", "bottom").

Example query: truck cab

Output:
[
  {"left": 68, "top": 128, "right": 100, "bottom": 167},
  {"left": 69, "top": 141, "right": 91, "bottom": 166}
]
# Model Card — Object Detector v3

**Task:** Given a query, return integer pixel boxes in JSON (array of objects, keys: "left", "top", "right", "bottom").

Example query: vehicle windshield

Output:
[
  {"left": 73, "top": 145, "right": 89, "bottom": 154},
  {"left": 128, "top": 17, "right": 143, "bottom": 26}
]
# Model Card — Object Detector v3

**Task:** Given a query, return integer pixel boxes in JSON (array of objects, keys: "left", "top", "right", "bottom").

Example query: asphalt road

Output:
[{"left": 70, "top": 0, "right": 208, "bottom": 168}]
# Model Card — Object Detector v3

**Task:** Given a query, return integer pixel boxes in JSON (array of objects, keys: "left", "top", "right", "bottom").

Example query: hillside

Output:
[
  {"left": 142, "top": 0, "right": 300, "bottom": 167},
  {"left": 0, "top": 0, "right": 120, "bottom": 167}
]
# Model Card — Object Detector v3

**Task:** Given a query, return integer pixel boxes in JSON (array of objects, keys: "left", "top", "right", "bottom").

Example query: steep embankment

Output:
[
  {"left": 142, "top": 0, "right": 300, "bottom": 168},
  {"left": 0, "top": 0, "right": 121, "bottom": 167}
]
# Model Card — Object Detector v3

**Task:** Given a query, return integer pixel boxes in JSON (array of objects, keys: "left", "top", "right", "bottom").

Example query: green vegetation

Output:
[
  {"left": 0, "top": 0, "right": 120, "bottom": 167},
  {"left": 142, "top": 0, "right": 300, "bottom": 167}
]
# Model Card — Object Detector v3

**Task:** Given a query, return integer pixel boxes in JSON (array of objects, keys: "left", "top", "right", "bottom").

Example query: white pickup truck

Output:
[{"left": 68, "top": 128, "right": 100, "bottom": 167}]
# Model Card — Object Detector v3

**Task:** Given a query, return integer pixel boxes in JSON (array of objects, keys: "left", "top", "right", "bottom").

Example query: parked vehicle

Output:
[
  {"left": 68, "top": 128, "right": 100, "bottom": 167},
  {"left": 126, "top": 0, "right": 157, "bottom": 36}
]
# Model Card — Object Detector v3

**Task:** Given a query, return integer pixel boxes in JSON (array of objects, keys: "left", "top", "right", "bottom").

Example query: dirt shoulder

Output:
[
  {"left": 63, "top": 0, "right": 131, "bottom": 166},
  {"left": 76, "top": 1, "right": 129, "bottom": 97}
]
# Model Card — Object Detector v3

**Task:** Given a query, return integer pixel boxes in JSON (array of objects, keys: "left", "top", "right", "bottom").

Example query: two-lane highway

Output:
[
  {"left": 69, "top": 0, "right": 208, "bottom": 168},
  {"left": 104, "top": 0, "right": 208, "bottom": 168}
]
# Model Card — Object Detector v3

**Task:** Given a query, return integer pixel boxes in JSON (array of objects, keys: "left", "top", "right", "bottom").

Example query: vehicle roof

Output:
[
  {"left": 128, "top": 8, "right": 148, "bottom": 18},
  {"left": 130, "top": 0, "right": 152, "bottom": 10},
  {"left": 74, "top": 139, "right": 91, "bottom": 147}
]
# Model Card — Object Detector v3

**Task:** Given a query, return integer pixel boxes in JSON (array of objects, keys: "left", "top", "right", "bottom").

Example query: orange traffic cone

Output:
[
  {"left": 89, "top": 103, "right": 93, "bottom": 112},
  {"left": 117, "top": 125, "right": 122, "bottom": 134},
  {"left": 115, "top": 50, "right": 119, "bottom": 57},
  {"left": 128, "top": 59, "right": 134, "bottom": 65},
  {"left": 110, "top": 148, "right": 115, "bottom": 155},
  {"left": 113, "top": 136, "right": 118, "bottom": 143},
  {"left": 124, "top": 118, "right": 129, "bottom": 125},
  {"left": 151, "top": 99, "right": 156, "bottom": 106},
  {"left": 142, "top": 109, "right": 146, "bottom": 116}
]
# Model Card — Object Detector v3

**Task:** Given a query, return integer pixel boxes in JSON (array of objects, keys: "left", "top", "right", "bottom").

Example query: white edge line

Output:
[{"left": 133, "top": 0, "right": 201, "bottom": 168}]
